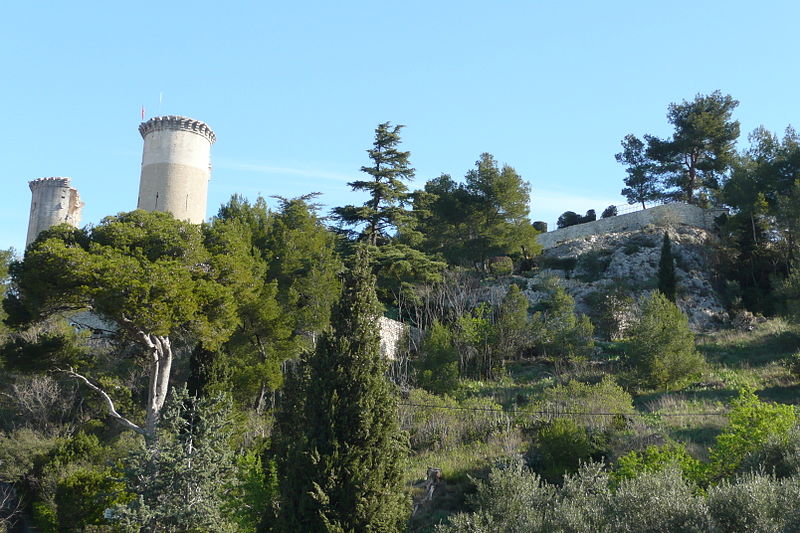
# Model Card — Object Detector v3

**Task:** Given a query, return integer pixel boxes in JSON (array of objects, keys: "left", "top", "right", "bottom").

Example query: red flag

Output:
[{"left": 141, "top": 106, "right": 145, "bottom": 120}]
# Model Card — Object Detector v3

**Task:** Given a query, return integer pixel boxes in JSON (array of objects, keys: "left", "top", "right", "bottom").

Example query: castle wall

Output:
[
  {"left": 137, "top": 116, "right": 215, "bottom": 224},
  {"left": 536, "top": 203, "right": 725, "bottom": 249},
  {"left": 26, "top": 177, "right": 83, "bottom": 246}
]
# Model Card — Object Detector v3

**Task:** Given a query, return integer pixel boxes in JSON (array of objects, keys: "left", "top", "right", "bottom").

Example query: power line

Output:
[{"left": 399, "top": 402, "right": 728, "bottom": 418}]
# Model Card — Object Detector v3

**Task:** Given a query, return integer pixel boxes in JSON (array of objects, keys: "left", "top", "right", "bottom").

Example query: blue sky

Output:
[{"left": 2, "top": 1, "right": 798, "bottom": 253}]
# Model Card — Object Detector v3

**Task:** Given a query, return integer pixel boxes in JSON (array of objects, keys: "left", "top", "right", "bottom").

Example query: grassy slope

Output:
[{"left": 405, "top": 318, "right": 800, "bottom": 531}]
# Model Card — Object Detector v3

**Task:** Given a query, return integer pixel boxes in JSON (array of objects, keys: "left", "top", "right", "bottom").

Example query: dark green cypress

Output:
[
  {"left": 658, "top": 232, "right": 677, "bottom": 302},
  {"left": 276, "top": 246, "right": 409, "bottom": 532}
]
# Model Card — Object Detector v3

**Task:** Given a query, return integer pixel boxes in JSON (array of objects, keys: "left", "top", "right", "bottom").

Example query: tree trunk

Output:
[{"left": 141, "top": 332, "right": 173, "bottom": 441}]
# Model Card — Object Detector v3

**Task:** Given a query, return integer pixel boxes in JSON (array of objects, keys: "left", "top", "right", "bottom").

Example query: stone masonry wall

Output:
[{"left": 536, "top": 203, "right": 726, "bottom": 249}]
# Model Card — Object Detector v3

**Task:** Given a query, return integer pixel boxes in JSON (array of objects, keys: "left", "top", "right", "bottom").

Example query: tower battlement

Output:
[
  {"left": 29, "top": 177, "right": 73, "bottom": 190},
  {"left": 138, "top": 115, "right": 216, "bottom": 144}
]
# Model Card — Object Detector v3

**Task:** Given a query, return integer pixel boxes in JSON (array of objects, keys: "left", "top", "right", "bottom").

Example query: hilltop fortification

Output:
[
  {"left": 25, "top": 177, "right": 84, "bottom": 246},
  {"left": 137, "top": 115, "right": 216, "bottom": 223}
]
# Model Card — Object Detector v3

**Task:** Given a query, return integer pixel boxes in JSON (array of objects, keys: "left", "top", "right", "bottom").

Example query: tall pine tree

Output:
[{"left": 276, "top": 247, "right": 409, "bottom": 532}]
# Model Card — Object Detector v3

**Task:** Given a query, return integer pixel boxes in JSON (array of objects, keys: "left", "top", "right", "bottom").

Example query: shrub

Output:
[
  {"left": 624, "top": 291, "right": 706, "bottom": 391},
  {"left": 575, "top": 249, "right": 613, "bottom": 282},
  {"left": 707, "top": 473, "right": 786, "bottom": 532},
  {"left": 607, "top": 468, "right": 709, "bottom": 533},
  {"left": 533, "top": 377, "right": 634, "bottom": 431},
  {"left": 739, "top": 423, "right": 800, "bottom": 478},
  {"left": 436, "top": 460, "right": 557, "bottom": 532},
  {"left": 611, "top": 443, "right": 704, "bottom": 487},
  {"left": 55, "top": 466, "right": 127, "bottom": 530},
  {"left": 415, "top": 321, "right": 460, "bottom": 395},
  {"left": 535, "top": 418, "right": 594, "bottom": 482},
  {"left": 601, "top": 205, "right": 618, "bottom": 218},
  {"left": 400, "top": 389, "right": 507, "bottom": 451},
  {"left": 708, "top": 388, "right": 796, "bottom": 480},
  {"left": 530, "top": 282, "right": 594, "bottom": 372},
  {"left": 487, "top": 255, "right": 513, "bottom": 276}
]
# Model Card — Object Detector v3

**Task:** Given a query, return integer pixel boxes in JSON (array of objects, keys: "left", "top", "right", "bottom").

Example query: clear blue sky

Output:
[{"left": 2, "top": 1, "right": 798, "bottom": 254}]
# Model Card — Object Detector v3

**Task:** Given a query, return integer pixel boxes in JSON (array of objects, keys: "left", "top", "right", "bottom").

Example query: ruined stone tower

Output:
[
  {"left": 137, "top": 115, "right": 216, "bottom": 223},
  {"left": 26, "top": 177, "right": 84, "bottom": 246}
]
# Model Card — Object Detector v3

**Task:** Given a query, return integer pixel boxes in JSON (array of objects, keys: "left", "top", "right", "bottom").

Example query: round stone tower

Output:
[
  {"left": 137, "top": 115, "right": 216, "bottom": 223},
  {"left": 26, "top": 177, "right": 84, "bottom": 246}
]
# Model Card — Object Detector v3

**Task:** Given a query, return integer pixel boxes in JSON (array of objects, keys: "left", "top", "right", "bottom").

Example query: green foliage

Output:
[
  {"left": 535, "top": 418, "right": 595, "bottom": 482},
  {"left": 607, "top": 468, "right": 708, "bottom": 533},
  {"left": 616, "top": 134, "right": 662, "bottom": 208},
  {"left": 455, "top": 303, "right": 497, "bottom": 379},
  {"left": 494, "top": 284, "right": 530, "bottom": 364},
  {"left": 658, "top": 232, "right": 677, "bottom": 302},
  {"left": 640, "top": 91, "right": 740, "bottom": 204},
  {"left": 0, "top": 318, "right": 90, "bottom": 373},
  {"left": 112, "top": 387, "right": 239, "bottom": 532},
  {"left": 413, "top": 154, "right": 540, "bottom": 267},
  {"left": 706, "top": 473, "right": 791, "bottom": 533},
  {"left": 214, "top": 195, "right": 342, "bottom": 410},
  {"left": 739, "top": 424, "right": 800, "bottom": 478},
  {"left": 708, "top": 388, "right": 796, "bottom": 480},
  {"left": 438, "top": 462, "right": 713, "bottom": 533},
  {"left": 400, "top": 389, "right": 508, "bottom": 451},
  {"left": 533, "top": 377, "right": 634, "bottom": 431},
  {"left": 530, "top": 280, "right": 594, "bottom": 371},
  {"left": 624, "top": 291, "right": 706, "bottom": 390},
  {"left": 224, "top": 450, "right": 276, "bottom": 532},
  {"left": 556, "top": 210, "right": 582, "bottom": 229},
  {"left": 575, "top": 249, "right": 612, "bottom": 282},
  {"left": 415, "top": 321, "right": 460, "bottom": 395},
  {"left": 612, "top": 443, "right": 704, "bottom": 487},
  {"left": 55, "top": 466, "right": 128, "bottom": 530},
  {"left": 437, "top": 460, "right": 557, "bottom": 533},
  {"left": 332, "top": 122, "right": 415, "bottom": 246},
  {"left": 277, "top": 248, "right": 409, "bottom": 532},
  {"left": 486, "top": 256, "right": 513, "bottom": 276},
  {"left": 601, "top": 205, "right": 618, "bottom": 218}
]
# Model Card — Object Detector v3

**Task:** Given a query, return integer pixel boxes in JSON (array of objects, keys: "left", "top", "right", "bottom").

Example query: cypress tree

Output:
[
  {"left": 276, "top": 246, "right": 409, "bottom": 532},
  {"left": 658, "top": 232, "right": 677, "bottom": 302}
]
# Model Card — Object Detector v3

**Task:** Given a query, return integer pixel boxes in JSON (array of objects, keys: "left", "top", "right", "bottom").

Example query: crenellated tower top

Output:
[
  {"left": 29, "top": 176, "right": 73, "bottom": 190},
  {"left": 138, "top": 115, "right": 216, "bottom": 144}
]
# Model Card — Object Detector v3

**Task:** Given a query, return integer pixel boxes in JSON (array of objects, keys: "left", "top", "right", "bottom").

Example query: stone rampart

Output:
[{"left": 536, "top": 203, "right": 726, "bottom": 249}]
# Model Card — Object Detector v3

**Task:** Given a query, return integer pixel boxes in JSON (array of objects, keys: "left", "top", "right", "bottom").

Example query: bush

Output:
[
  {"left": 415, "top": 321, "right": 460, "bottom": 395},
  {"left": 608, "top": 468, "right": 708, "bottom": 533},
  {"left": 487, "top": 256, "right": 513, "bottom": 276},
  {"left": 535, "top": 418, "right": 595, "bottom": 482},
  {"left": 399, "top": 389, "right": 508, "bottom": 451},
  {"left": 611, "top": 443, "right": 704, "bottom": 487},
  {"left": 706, "top": 473, "right": 786, "bottom": 532},
  {"left": 533, "top": 377, "right": 634, "bottom": 431},
  {"left": 740, "top": 423, "right": 800, "bottom": 478},
  {"left": 624, "top": 291, "right": 706, "bottom": 390},
  {"left": 530, "top": 282, "right": 594, "bottom": 371},
  {"left": 708, "top": 388, "right": 796, "bottom": 480},
  {"left": 601, "top": 205, "right": 618, "bottom": 218},
  {"left": 575, "top": 249, "right": 613, "bottom": 282}
]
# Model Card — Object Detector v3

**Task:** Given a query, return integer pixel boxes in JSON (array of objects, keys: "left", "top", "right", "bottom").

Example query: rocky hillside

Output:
[{"left": 526, "top": 223, "right": 727, "bottom": 331}]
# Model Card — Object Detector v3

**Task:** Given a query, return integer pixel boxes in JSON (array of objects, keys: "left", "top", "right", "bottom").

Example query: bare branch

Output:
[{"left": 58, "top": 368, "right": 146, "bottom": 436}]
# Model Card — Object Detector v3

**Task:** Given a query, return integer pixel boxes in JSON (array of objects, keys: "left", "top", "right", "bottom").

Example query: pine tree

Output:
[
  {"left": 277, "top": 247, "right": 409, "bottom": 532},
  {"left": 332, "top": 122, "right": 415, "bottom": 246},
  {"left": 112, "top": 387, "right": 239, "bottom": 532},
  {"left": 658, "top": 232, "right": 677, "bottom": 302}
]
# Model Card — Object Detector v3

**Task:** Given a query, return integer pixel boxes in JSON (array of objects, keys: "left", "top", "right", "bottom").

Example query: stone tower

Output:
[
  {"left": 137, "top": 115, "right": 216, "bottom": 223},
  {"left": 26, "top": 177, "right": 84, "bottom": 246}
]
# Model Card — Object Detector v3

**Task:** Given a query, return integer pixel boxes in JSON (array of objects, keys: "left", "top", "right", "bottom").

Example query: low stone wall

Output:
[{"left": 536, "top": 203, "right": 726, "bottom": 249}]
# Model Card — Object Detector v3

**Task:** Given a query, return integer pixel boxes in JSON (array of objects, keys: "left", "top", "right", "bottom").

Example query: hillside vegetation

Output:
[{"left": 2, "top": 92, "right": 800, "bottom": 532}]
